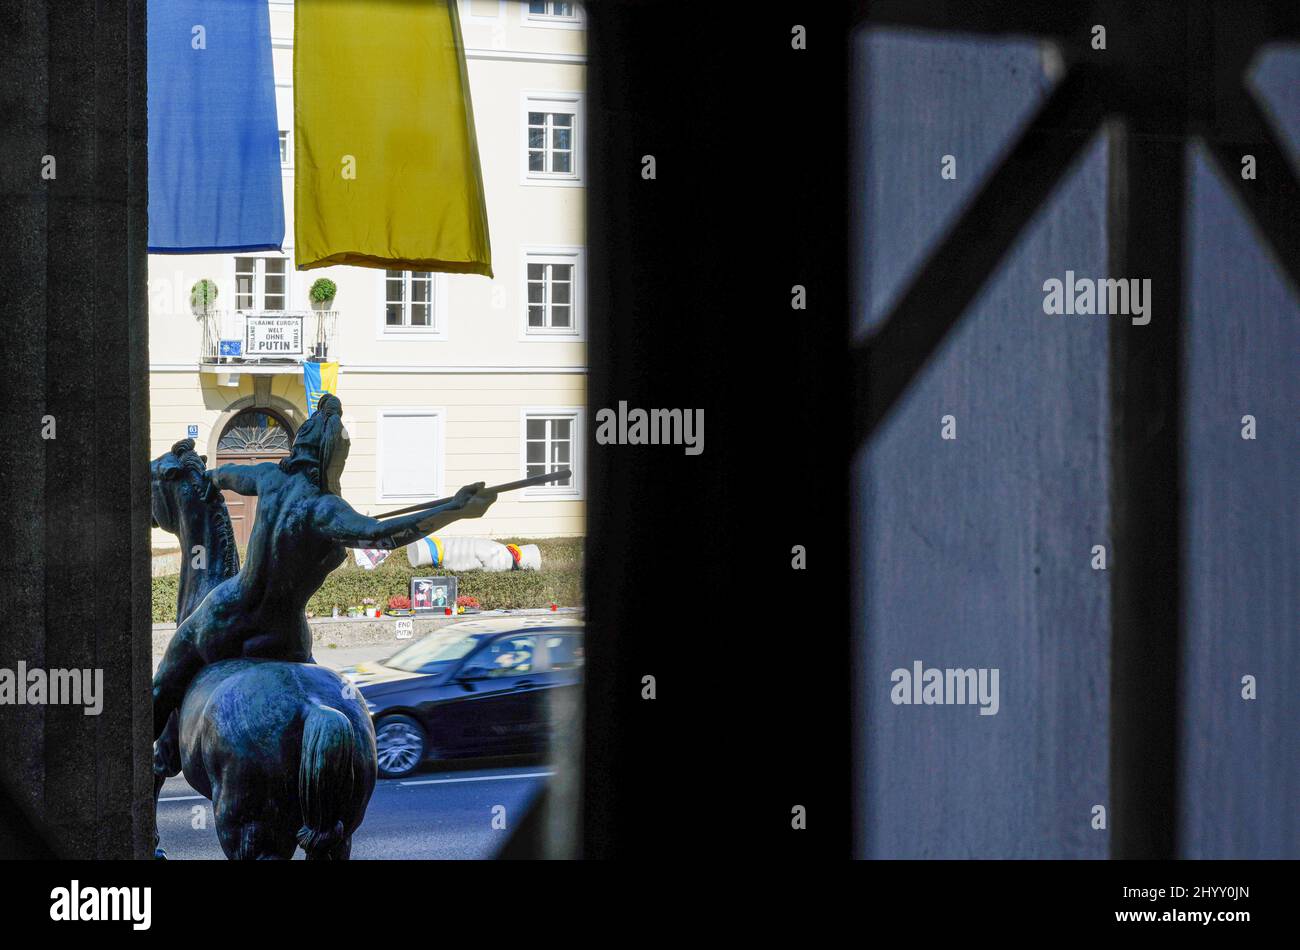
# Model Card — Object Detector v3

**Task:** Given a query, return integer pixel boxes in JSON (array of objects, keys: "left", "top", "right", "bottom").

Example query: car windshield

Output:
[{"left": 383, "top": 630, "right": 481, "bottom": 674}]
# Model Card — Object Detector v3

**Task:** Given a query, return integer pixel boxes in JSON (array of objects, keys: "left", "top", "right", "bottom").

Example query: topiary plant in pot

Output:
[
  {"left": 190, "top": 278, "right": 219, "bottom": 316},
  {"left": 309, "top": 277, "right": 337, "bottom": 310}
]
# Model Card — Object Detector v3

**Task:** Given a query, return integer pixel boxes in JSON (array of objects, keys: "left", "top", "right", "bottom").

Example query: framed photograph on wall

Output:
[{"left": 410, "top": 575, "right": 457, "bottom": 613}]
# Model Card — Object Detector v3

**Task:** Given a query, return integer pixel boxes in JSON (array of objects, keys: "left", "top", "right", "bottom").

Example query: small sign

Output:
[
  {"left": 411, "top": 576, "right": 458, "bottom": 612},
  {"left": 219, "top": 339, "right": 243, "bottom": 357},
  {"left": 186, "top": 424, "right": 199, "bottom": 439},
  {"left": 245, "top": 315, "right": 304, "bottom": 357},
  {"left": 394, "top": 618, "right": 414, "bottom": 640}
]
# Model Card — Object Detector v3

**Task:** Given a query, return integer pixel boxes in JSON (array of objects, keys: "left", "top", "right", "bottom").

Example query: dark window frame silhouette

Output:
[{"left": 850, "top": 1, "right": 1299, "bottom": 858}]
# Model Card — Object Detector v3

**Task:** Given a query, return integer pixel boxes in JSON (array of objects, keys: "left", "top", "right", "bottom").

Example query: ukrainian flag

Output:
[
  {"left": 147, "top": 0, "right": 284, "bottom": 252},
  {"left": 303, "top": 361, "right": 339, "bottom": 414},
  {"left": 294, "top": 0, "right": 492, "bottom": 276}
]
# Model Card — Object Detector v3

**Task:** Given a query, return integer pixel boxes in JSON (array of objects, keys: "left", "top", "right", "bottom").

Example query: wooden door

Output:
[
  {"left": 214, "top": 407, "right": 295, "bottom": 548},
  {"left": 216, "top": 452, "right": 287, "bottom": 547}
]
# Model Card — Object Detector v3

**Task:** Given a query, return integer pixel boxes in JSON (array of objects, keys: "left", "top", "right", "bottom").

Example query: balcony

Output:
[{"left": 199, "top": 310, "right": 339, "bottom": 373}]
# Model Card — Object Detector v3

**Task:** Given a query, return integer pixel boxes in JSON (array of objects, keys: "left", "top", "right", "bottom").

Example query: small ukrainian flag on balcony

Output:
[
  {"left": 293, "top": 0, "right": 492, "bottom": 276},
  {"left": 303, "top": 361, "right": 338, "bottom": 415}
]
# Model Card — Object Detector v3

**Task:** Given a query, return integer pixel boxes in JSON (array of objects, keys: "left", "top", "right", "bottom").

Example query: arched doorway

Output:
[{"left": 216, "top": 407, "right": 295, "bottom": 546}]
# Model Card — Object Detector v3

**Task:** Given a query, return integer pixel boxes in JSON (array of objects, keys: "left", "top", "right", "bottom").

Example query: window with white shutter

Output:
[{"left": 376, "top": 409, "right": 445, "bottom": 503}]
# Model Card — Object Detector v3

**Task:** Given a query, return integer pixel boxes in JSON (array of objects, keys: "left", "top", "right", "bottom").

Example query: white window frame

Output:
[
  {"left": 520, "top": 246, "right": 585, "bottom": 340},
  {"left": 521, "top": 91, "right": 584, "bottom": 186},
  {"left": 519, "top": 407, "right": 584, "bottom": 500},
  {"left": 377, "top": 270, "right": 450, "bottom": 340},
  {"left": 274, "top": 81, "right": 293, "bottom": 169},
  {"left": 231, "top": 255, "right": 291, "bottom": 313},
  {"left": 375, "top": 407, "right": 447, "bottom": 504},
  {"left": 522, "top": 1, "right": 585, "bottom": 30}
]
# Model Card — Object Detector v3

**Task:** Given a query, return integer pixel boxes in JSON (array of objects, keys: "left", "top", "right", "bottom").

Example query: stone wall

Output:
[{"left": 0, "top": 1, "right": 151, "bottom": 858}]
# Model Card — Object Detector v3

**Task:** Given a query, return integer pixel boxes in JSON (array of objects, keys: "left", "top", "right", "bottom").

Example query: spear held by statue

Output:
[{"left": 374, "top": 468, "right": 573, "bottom": 519}]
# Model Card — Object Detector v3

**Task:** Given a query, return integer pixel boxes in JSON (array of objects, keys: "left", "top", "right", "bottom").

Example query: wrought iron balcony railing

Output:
[{"left": 198, "top": 309, "right": 339, "bottom": 367}]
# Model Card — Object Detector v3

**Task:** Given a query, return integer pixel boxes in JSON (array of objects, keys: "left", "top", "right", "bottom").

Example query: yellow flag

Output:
[{"left": 294, "top": 0, "right": 492, "bottom": 276}]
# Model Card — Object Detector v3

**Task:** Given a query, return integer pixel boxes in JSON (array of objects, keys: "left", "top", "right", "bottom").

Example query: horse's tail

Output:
[{"left": 297, "top": 705, "right": 357, "bottom": 856}]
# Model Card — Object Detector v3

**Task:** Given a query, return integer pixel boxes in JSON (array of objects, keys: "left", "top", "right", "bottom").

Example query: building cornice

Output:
[
  {"left": 270, "top": 37, "right": 585, "bottom": 66},
  {"left": 464, "top": 47, "right": 586, "bottom": 65},
  {"left": 151, "top": 363, "right": 588, "bottom": 375}
]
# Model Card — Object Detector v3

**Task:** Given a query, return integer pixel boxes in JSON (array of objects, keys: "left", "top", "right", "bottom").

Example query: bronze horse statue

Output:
[
  {"left": 150, "top": 439, "right": 376, "bottom": 859},
  {"left": 151, "top": 394, "right": 496, "bottom": 742}
]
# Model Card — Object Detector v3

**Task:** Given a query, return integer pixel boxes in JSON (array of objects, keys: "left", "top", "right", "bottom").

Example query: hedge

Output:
[{"left": 152, "top": 537, "right": 584, "bottom": 623}]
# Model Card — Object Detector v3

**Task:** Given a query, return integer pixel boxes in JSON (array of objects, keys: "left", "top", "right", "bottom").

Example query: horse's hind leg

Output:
[
  {"left": 213, "top": 791, "right": 296, "bottom": 860},
  {"left": 215, "top": 817, "right": 297, "bottom": 860},
  {"left": 304, "top": 834, "right": 352, "bottom": 861}
]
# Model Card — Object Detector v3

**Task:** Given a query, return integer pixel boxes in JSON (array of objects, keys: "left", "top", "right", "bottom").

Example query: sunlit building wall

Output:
[{"left": 148, "top": 1, "right": 588, "bottom": 547}]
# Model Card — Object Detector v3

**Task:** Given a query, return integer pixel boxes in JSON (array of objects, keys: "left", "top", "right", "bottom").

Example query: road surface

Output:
[{"left": 155, "top": 762, "right": 550, "bottom": 859}]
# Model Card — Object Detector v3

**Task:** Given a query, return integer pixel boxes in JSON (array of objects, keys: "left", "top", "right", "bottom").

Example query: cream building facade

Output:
[{"left": 148, "top": 1, "right": 587, "bottom": 547}]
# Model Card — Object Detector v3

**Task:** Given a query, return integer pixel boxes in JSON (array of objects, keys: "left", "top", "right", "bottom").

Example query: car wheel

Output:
[{"left": 374, "top": 715, "right": 427, "bottom": 779}]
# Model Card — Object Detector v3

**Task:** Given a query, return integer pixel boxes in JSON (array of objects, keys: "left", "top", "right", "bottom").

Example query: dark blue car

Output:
[{"left": 351, "top": 616, "right": 584, "bottom": 778}]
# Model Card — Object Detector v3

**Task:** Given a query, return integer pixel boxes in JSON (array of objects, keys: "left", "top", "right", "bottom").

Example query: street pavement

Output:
[{"left": 155, "top": 761, "right": 551, "bottom": 859}]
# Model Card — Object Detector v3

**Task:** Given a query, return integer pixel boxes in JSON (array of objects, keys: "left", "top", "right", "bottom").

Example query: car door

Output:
[
  {"left": 438, "top": 634, "right": 544, "bottom": 756},
  {"left": 533, "top": 630, "right": 584, "bottom": 753}
]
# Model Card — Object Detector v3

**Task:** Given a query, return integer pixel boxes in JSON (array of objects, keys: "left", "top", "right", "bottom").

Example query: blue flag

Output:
[{"left": 147, "top": 0, "right": 285, "bottom": 252}]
